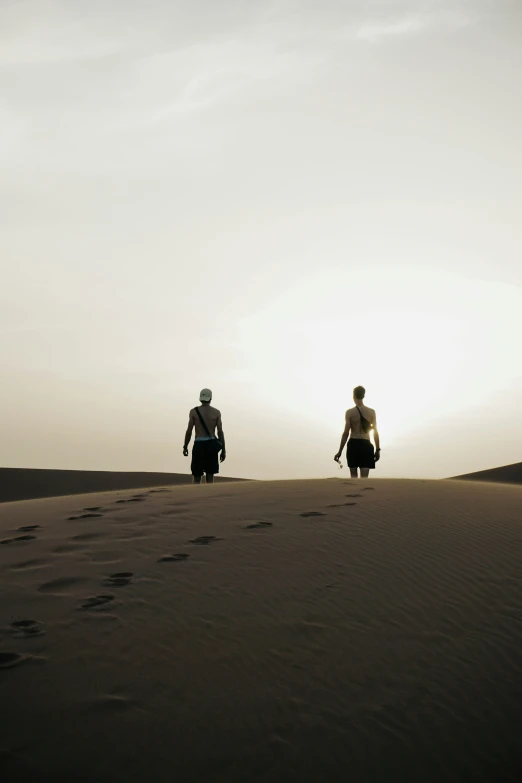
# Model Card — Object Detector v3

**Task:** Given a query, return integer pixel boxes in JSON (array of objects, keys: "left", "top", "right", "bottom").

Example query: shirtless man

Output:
[
  {"left": 334, "top": 385, "right": 380, "bottom": 478},
  {"left": 183, "top": 389, "right": 226, "bottom": 484}
]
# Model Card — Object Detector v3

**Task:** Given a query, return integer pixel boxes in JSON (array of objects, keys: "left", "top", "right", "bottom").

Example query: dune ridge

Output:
[
  {"left": 451, "top": 460, "right": 522, "bottom": 485},
  {"left": 1, "top": 478, "right": 521, "bottom": 782},
  {"left": 0, "top": 467, "right": 248, "bottom": 504}
]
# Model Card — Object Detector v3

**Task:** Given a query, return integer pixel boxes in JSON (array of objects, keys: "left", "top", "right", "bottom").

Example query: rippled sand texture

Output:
[{"left": 1, "top": 479, "right": 521, "bottom": 782}]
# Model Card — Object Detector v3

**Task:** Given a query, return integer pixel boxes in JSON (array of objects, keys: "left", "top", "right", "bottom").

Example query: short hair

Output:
[{"left": 353, "top": 385, "right": 366, "bottom": 400}]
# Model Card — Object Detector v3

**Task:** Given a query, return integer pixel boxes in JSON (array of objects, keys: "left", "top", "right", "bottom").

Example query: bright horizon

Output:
[{"left": 2, "top": 0, "right": 521, "bottom": 481}]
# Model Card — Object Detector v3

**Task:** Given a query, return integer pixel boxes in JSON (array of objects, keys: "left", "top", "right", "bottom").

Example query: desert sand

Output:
[{"left": 1, "top": 478, "right": 521, "bottom": 782}]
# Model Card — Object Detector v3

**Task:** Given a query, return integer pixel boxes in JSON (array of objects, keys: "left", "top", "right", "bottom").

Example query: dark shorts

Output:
[
  {"left": 347, "top": 438, "right": 375, "bottom": 469},
  {"left": 191, "top": 440, "right": 219, "bottom": 477}
]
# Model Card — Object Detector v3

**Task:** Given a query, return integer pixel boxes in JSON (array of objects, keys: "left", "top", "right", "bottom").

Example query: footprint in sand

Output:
[
  {"left": 79, "top": 595, "right": 115, "bottom": 610},
  {"left": 67, "top": 513, "right": 104, "bottom": 521},
  {"left": 10, "top": 620, "right": 46, "bottom": 638},
  {"left": 345, "top": 494, "right": 363, "bottom": 498},
  {"left": 103, "top": 572, "right": 134, "bottom": 587},
  {"left": 299, "top": 512, "right": 326, "bottom": 518},
  {"left": 17, "top": 525, "right": 41, "bottom": 532},
  {"left": 114, "top": 497, "right": 145, "bottom": 504},
  {"left": 1, "top": 534, "right": 37, "bottom": 545},
  {"left": 245, "top": 521, "right": 273, "bottom": 529},
  {"left": 9, "top": 558, "right": 50, "bottom": 571},
  {"left": 83, "top": 506, "right": 102, "bottom": 512},
  {"left": 0, "top": 652, "right": 31, "bottom": 670},
  {"left": 189, "top": 536, "right": 221, "bottom": 545},
  {"left": 326, "top": 502, "right": 357, "bottom": 508},
  {"left": 39, "top": 576, "right": 87, "bottom": 594},
  {"left": 72, "top": 532, "right": 105, "bottom": 542},
  {"left": 147, "top": 488, "right": 170, "bottom": 494},
  {"left": 157, "top": 553, "right": 190, "bottom": 563},
  {"left": 363, "top": 487, "right": 375, "bottom": 491}
]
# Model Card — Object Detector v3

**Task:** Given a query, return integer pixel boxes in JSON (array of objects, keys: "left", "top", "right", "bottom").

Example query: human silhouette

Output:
[
  {"left": 183, "top": 389, "right": 226, "bottom": 484},
  {"left": 334, "top": 385, "right": 380, "bottom": 478}
]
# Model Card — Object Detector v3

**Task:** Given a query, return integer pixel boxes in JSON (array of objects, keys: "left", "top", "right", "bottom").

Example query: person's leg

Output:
[
  {"left": 360, "top": 440, "right": 374, "bottom": 480},
  {"left": 191, "top": 442, "right": 203, "bottom": 485},
  {"left": 350, "top": 468, "right": 358, "bottom": 478},
  {"left": 201, "top": 442, "right": 218, "bottom": 485}
]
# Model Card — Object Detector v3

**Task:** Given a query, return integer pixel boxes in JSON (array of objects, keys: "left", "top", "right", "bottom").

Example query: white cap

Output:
[{"left": 199, "top": 388, "right": 212, "bottom": 402}]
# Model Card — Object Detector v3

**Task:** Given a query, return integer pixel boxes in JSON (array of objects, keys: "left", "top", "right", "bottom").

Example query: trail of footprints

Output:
[
  {"left": 298, "top": 488, "right": 371, "bottom": 516},
  {"left": 2, "top": 485, "right": 376, "bottom": 667}
]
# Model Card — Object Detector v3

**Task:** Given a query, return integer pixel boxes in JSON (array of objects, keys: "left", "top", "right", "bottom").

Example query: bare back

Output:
[
  {"left": 346, "top": 404, "right": 376, "bottom": 441},
  {"left": 190, "top": 404, "right": 221, "bottom": 439}
]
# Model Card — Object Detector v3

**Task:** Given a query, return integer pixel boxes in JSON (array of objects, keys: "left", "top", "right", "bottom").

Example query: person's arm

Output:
[
  {"left": 217, "top": 414, "right": 226, "bottom": 462},
  {"left": 334, "top": 411, "right": 350, "bottom": 460},
  {"left": 373, "top": 412, "right": 380, "bottom": 453},
  {"left": 183, "top": 410, "right": 194, "bottom": 456}
]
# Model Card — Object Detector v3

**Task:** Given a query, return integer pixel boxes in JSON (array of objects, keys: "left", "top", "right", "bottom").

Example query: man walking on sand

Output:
[
  {"left": 183, "top": 389, "right": 226, "bottom": 484},
  {"left": 334, "top": 385, "right": 380, "bottom": 478}
]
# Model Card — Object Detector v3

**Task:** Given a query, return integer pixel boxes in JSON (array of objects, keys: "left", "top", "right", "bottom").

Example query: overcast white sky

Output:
[{"left": 1, "top": 0, "right": 521, "bottom": 480}]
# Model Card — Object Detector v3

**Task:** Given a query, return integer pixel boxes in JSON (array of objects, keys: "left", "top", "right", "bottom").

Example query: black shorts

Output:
[
  {"left": 346, "top": 438, "right": 375, "bottom": 469},
  {"left": 191, "top": 440, "right": 219, "bottom": 477}
]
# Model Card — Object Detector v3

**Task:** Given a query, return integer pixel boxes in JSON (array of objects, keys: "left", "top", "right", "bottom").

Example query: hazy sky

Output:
[{"left": 2, "top": 0, "right": 521, "bottom": 480}]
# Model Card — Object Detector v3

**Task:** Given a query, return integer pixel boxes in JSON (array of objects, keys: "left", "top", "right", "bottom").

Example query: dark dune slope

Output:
[
  {"left": 450, "top": 461, "right": 522, "bottom": 485},
  {"left": 0, "top": 467, "right": 248, "bottom": 503}
]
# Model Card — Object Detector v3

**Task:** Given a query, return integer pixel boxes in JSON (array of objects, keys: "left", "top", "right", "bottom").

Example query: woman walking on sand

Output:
[{"left": 334, "top": 385, "right": 380, "bottom": 478}]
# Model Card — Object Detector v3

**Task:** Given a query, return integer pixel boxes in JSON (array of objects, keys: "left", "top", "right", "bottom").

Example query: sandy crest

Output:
[
  {"left": 451, "top": 460, "right": 522, "bottom": 485},
  {"left": 1, "top": 479, "right": 521, "bottom": 782},
  {"left": 0, "top": 467, "right": 245, "bottom": 503}
]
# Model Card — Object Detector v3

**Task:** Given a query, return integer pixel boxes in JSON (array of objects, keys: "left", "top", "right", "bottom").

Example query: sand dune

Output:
[
  {"left": 451, "top": 460, "right": 522, "bottom": 485},
  {"left": 1, "top": 478, "right": 521, "bottom": 782},
  {"left": 0, "top": 467, "right": 247, "bottom": 503}
]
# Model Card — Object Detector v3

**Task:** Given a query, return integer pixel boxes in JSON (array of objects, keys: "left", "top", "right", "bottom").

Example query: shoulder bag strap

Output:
[
  {"left": 195, "top": 406, "right": 213, "bottom": 439},
  {"left": 357, "top": 406, "right": 372, "bottom": 429}
]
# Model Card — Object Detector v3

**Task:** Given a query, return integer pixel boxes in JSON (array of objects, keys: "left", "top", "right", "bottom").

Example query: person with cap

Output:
[
  {"left": 334, "top": 385, "right": 380, "bottom": 478},
  {"left": 183, "top": 389, "right": 226, "bottom": 484}
]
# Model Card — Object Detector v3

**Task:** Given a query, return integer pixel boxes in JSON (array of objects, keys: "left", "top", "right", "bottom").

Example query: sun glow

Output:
[{"left": 235, "top": 267, "right": 521, "bottom": 448}]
